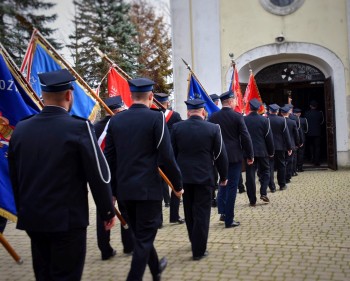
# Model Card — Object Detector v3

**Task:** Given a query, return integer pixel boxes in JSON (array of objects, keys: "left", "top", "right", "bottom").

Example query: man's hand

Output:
[
  {"left": 269, "top": 155, "right": 274, "bottom": 158},
  {"left": 104, "top": 216, "right": 117, "bottom": 231},
  {"left": 288, "top": 150, "right": 292, "bottom": 156},
  {"left": 174, "top": 188, "right": 184, "bottom": 199},
  {"left": 219, "top": 179, "right": 228, "bottom": 186},
  {"left": 247, "top": 158, "right": 254, "bottom": 165}
]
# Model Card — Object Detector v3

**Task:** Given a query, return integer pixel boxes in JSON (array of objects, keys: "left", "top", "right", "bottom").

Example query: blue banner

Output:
[
  {"left": 29, "top": 42, "right": 99, "bottom": 120},
  {"left": 188, "top": 75, "right": 220, "bottom": 117},
  {"left": 0, "top": 51, "right": 40, "bottom": 221}
]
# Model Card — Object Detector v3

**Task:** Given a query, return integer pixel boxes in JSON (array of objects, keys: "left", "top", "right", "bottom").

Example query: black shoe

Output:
[
  {"left": 292, "top": 172, "right": 298, "bottom": 176},
  {"left": 225, "top": 220, "right": 240, "bottom": 228},
  {"left": 154, "top": 257, "right": 167, "bottom": 281},
  {"left": 219, "top": 214, "right": 225, "bottom": 222},
  {"left": 297, "top": 168, "right": 304, "bottom": 172},
  {"left": 239, "top": 189, "right": 246, "bottom": 193},
  {"left": 211, "top": 199, "right": 217, "bottom": 207},
  {"left": 270, "top": 188, "right": 276, "bottom": 193},
  {"left": 286, "top": 179, "right": 291, "bottom": 183},
  {"left": 260, "top": 195, "right": 270, "bottom": 203},
  {"left": 158, "top": 223, "right": 163, "bottom": 229},
  {"left": 249, "top": 203, "right": 256, "bottom": 207},
  {"left": 170, "top": 217, "right": 185, "bottom": 224},
  {"left": 101, "top": 249, "right": 116, "bottom": 261},
  {"left": 164, "top": 203, "right": 170, "bottom": 207},
  {"left": 193, "top": 251, "right": 209, "bottom": 261},
  {"left": 280, "top": 185, "right": 287, "bottom": 190},
  {"left": 123, "top": 249, "right": 133, "bottom": 256}
]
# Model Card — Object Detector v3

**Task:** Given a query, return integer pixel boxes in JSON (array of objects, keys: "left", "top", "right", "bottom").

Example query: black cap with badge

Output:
[
  {"left": 184, "top": 99, "right": 206, "bottom": 109},
  {"left": 38, "top": 69, "right": 75, "bottom": 93},
  {"left": 128, "top": 78, "right": 155, "bottom": 92}
]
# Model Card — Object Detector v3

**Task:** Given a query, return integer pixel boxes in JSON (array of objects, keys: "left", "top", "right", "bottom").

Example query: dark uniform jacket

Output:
[
  {"left": 209, "top": 107, "right": 253, "bottom": 163},
  {"left": 305, "top": 109, "right": 324, "bottom": 137},
  {"left": 292, "top": 114, "right": 305, "bottom": 144},
  {"left": 171, "top": 115, "right": 228, "bottom": 186},
  {"left": 8, "top": 106, "right": 115, "bottom": 232},
  {"left": 165, "top": 110, "right": 182, "bottom": 135},
  {"left": 104, "top": 104, "right": 182, "bottom": 201},
  {"left": 244, "top": 112, "right": 274, "bottom": 157},
  {"left": 285, "top": 117, "right": 300, "bottom": 149},
  {"left": 268, "top": 114, "right": 292, "bottom": 151}
]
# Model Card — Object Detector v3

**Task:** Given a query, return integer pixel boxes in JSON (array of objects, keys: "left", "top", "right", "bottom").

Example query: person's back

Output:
[
  {"left": 268, "top": 114, "right": 291, "bottom": 151},
  {"left": 305, "top": 108, "right": 323, "bottom": 136},
  {"left": 8, "top": 69, "right": 115, "bottom": 281}
]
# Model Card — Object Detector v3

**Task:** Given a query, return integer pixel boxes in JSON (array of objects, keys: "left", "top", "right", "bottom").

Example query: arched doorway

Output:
[
  {"left": 234, "top": 43, "right": 347, "bottom": 169},
  {"left": 253, "top": 62, "right": 334, "bottom": 169}
]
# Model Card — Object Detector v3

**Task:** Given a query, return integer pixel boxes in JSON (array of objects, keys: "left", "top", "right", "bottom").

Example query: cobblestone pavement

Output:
[{"left": 1, "top": 169, "right": 350, "bottom": 281}]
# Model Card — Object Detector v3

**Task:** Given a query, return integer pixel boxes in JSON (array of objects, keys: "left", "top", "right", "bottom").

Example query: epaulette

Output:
[
  {"left": 20, "top": 114, "right": 36, "bottom": 121},
  {"left": 72, "top": 115, "right": 89, "bottom": 121}
]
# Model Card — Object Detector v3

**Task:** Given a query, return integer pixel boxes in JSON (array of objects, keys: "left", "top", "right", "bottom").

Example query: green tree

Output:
[
  {"left": 0, "top": 0, "right": 60, "bottom": 66},
  {"left": 68, "top": 0, "right": 140, "bottom": 89},
  {"left": 130, "top": 0, "right": 173, "bottom": 94}
]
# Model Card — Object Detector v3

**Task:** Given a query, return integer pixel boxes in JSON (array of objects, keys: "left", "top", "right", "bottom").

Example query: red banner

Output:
[
  {"left": 232, "top": 67, "right": 244, "bottom": 114},
  {"left": 243, "top": 71, "right": 264, "bottom": 115},
  {"left": 107, "top": 68, "right": 132, "bottom": 107}
]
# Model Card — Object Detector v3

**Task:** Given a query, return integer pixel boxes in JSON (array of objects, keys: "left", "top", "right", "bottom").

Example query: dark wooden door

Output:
[{"left": 324, "top": 77, "right": 337, "bottom": 170}]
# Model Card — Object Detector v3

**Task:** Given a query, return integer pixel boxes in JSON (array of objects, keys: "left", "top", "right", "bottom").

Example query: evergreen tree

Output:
[
  {"left": 130, "top": 0, "right": 173, "bottom": 94},
  {"left": 0, "top": 0, "right": 60, "bottom": 66},
  {"left": 68, "top": 0, "right": 140, "bottom": 89}
]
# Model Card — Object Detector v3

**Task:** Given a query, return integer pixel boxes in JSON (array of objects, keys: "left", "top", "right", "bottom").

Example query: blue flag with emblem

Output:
[
  {"left": 21, "top": 34, "right": 99, "bottom": 120},
  {"left": 187, "top": 74, "right": 219, "bottom": 117},
  {"left": 0, "top": 46, "right": 41, "bottom": 221}
]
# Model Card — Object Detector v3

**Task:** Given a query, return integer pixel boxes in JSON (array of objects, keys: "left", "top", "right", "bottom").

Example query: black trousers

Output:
[
  {"left": 271, "top": 150, "right": 287, "bottom": 188},
  {"left": 183, "top": 184, "right": 211, "bottom": 258},
  {"left": 162, "top": 184, "right": 170, "bottom": 205},
  {"left": 97, "top": 200, "right": 134, "bottom": 255},
  {"left": 246, "top": 157, "right": 270, "bottom": 204},
  {"left": 169, "top": 191, "right": 181, "bottom": 222},
  {"left": 307, "top": 136, "right": 321, "bottom": 165},
  {"left": 27, "top": 228, "right": 87, "bottom": 281},
  {"left": 297, "top": 145, "right": 305, "bottom": 169},
  {"left": 124, "top": 200, "right": 162, "bottom": 281},
  {"left": 285, "top": 150, "right": 294, "bottom": 180}
]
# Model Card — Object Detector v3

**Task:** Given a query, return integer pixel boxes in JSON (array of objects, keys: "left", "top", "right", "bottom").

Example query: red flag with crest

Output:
[
  {"left": 107, "top": 67, "right": 132, "bottom": 107},
  {"left": 231, "top": 66, "right": 244, "bottom": 114},
  {"left": 243, "top": 70, "right": 264, "bottom": 115}
]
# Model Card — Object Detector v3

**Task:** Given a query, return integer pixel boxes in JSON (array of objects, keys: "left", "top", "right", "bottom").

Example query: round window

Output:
[{"left": 259, "top": 0, "right": 305, "bottom": 15}]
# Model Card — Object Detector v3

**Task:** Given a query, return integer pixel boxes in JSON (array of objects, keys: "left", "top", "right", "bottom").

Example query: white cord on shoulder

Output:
[
  {"left": 305, "top": 119, "right": 309, "bottom": 133},
  {"left": 214, "top": 124, "right": 223, "bottom": 160},
  {"left": 265, "top": 119, "right": 271, "bottom": 138},
  {"left": 86, "top": 121, "right": 111, "bottom": 184},
  {"left": 156, "top": 112, "right": 165, "bottom": 149},
  {"left": 283, "top": 118, "right": 287, "bottom": 132}
]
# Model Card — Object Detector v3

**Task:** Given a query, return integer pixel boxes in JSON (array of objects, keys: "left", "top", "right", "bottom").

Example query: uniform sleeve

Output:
[
  {"left": 239, "top": 116, "right": 254, "bottom": 159},
  {"left": 104, "top": 126, "right": 117, "bottom": 197},
  {"left": 79, "top": 121, "right": 115, "bottom": 221},
  {"left": 155, "top": 112, "right": 183, "bottom": 191},
  {"left": 7, "top": 140, "right": 19, "bottom": 209},
  {"left": 213, "top": 125, "right": 228, "bottom": 181},
  {"left": 264, "top": 119, "right": 275, "bottom": 156},
  {"left": 282, "top": 119, "right": 292, "bottom": 150}
]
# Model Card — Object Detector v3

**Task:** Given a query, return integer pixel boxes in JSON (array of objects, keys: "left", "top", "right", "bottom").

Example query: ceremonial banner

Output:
[
  {"left": 243, "top": 71, "right": 264, "bottom": 115},
  {"left": 230, "top": 66, "right": 244, "bottom": 114},
  {"left": 0, "top": 45, "right": 41, "bottom": 221},
  {"left": 21, "top": 31, "right": 99, "bottom": 120},
  {"left": 107, "top": 67, "right": 132, "bottom": 107},
  {"left": 187, "top": 74, "right": 220, "bottom": 117}
]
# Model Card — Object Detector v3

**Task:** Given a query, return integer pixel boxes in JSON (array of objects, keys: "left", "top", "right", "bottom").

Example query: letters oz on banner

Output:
[{"left": 0, "top": 79, "right": 19, "bottom": 93}]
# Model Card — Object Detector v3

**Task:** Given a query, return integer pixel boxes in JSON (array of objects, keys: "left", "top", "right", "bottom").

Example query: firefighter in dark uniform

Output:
[
  {"left": 268, "top": 104, "right": 292, "bottom": 191},
  {"left": 154, "top": 93, "right": 185, "bottom": 225},
  {"left": 171, "top": 98, "right": 228, "bottom": 260},
  {"left": 285, "top": 104, "right": 304, "bottom": 176},
  {"left": 8, "top": 69, "right": 116, "bottom": 281},
  {"left": 104, "top": 78, "right": 183, "bottom": 281},
  {"left": 280, "top": 106, "right": 300, "bottom": 183},
  {"left": 244, "top": 99, "right": 274, "bottom": 206},
  {"left": 294, "top": 108, "right": 308, "bottom": 172},
  {"left": 305, "top": 100, "right": 324, "bottom": 166},
  {"left": 209, "top": 90, "right": 254, "bottom": 228},
  {"left": 94, "top": 96, "right": 134, "bottom": 260},
  {"left": 209, "top": 93, "right": 220, "bottom": 207}
]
